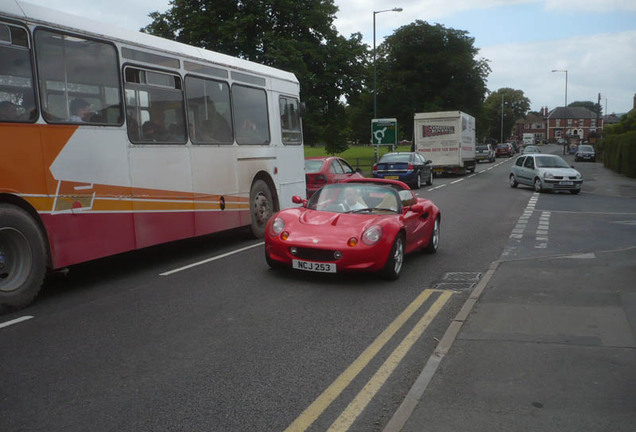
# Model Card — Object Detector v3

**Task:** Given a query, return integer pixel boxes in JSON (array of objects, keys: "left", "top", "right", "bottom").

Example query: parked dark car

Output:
[
  {"left": 496, "top": 143, "right": 514, "bottom": 158},
  {"left": 575, "top": 144, "right": 596, "bottom": 162},
  {"left": 372, "top": 152, "right": 432, "bottom": 189},
  {"left": 305, "top": 156, "right": 364, "bottom": 198}
]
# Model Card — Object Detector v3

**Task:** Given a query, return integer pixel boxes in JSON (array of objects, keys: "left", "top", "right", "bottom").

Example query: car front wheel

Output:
[
  {"left": 509, "top": 174, "right": 518, "bottom": 188},
  {"left": 424, "top": 217, "right": 440, "bottom": 254},
  {"left": 533, "top": 177, "right": 543, "bottom": 192},
  {"left": 382, "top": 234, "right": 404, "bottom": 280}
]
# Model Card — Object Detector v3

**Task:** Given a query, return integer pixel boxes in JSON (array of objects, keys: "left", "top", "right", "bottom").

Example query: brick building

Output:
[
  {"left": 514, "top": 109, "right": 548, "bottom": 144},
  {"left": 546, "top": 106, "right": 602, "bottom": 143}
]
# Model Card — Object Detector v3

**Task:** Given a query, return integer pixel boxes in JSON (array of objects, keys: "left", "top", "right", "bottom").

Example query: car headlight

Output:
[
  {"left": 361, "top": 226, "right": 383, "bottom": 245},
  {"left": 543, "top": 172, "right": 554, "bottom": 179},
  {"left": 575, "top": 172, "right": 582, "bottom": 179},
  {"left": 271, "top": 217, "right": 285, "bottom": 235}
]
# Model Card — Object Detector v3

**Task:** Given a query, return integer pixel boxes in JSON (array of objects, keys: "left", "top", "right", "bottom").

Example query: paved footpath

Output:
[{"left": 385, "top": 150, "right": 636, "bottom": 432}]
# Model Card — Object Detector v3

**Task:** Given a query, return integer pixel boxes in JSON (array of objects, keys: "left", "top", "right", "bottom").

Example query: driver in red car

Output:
[{"left": 343, "top": 187, "right": 367, "bottom": 211}]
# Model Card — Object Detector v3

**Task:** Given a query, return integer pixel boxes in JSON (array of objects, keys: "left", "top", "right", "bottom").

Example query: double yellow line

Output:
[{"left": 285, "top": 288, "right": 454, "bottom": 432}]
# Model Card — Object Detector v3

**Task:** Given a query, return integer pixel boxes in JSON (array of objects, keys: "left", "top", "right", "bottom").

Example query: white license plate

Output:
[
  {"left": 560, "top": 181, "right": 573, "bottom": 185},
  {"left": 292, "top": 259, "right": 336, "bottom": 273}
]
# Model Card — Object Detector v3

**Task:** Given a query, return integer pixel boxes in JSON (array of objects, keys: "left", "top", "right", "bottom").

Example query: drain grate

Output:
[
  {"left": 434, "top": 282, "right": 476, "bottom": 291},
  {"left": 443, "top": 272, "right": 482, "bottom": 282}
]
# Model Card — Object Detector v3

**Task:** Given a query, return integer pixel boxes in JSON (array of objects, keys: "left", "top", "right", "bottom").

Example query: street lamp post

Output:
[
  {"left": 551, "top": 69, "right": 568, "bottom": 108},
  {"left": 500, "top": 94, "right": 504, "bottom": 144},
  {"left": 373, "top": 7, "right": 402, "bottom": 119}
]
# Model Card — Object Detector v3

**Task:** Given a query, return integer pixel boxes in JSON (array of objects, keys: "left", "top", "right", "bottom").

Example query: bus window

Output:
[
  {"left": 185, "top": 76, "right": 233, "bottom": 144},
  {"left": 125, "top": 67, "right": 187, "bottom": 144},
  {"left": 0, "top": 23, "right": 37, "bottom": 123},
  {"left": 279, "top": 96, "right": 302, "bottom": 145},
  {"left": 34, "top": 30, "right": 123, "bottom": 125},
  {"left": 233, "top": 84, "right": 270, "bottom": 145}
]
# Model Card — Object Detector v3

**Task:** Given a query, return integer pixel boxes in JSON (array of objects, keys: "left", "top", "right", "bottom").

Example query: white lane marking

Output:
[
  {"left": 450, "top": 179, "right": 465, "bottom": 184},
  {"left": 0, "top": 316, "right": 33, "bottom": 329},
  {"left": 160, "top": 242, "right": 264, "bottom": 276}
]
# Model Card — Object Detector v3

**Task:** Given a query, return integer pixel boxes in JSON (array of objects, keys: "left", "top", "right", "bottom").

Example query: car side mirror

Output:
[
  {"left": 411, "top": 204, "right": 424, "bottom": 213},
  {"left": 425, "top": 160, "right": 432, "bottom": 165},
  {"left": 292, "top": 195, "right": 307, "bottom": 206}
]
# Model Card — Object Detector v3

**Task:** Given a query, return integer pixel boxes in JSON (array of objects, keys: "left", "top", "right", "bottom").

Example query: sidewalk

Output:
[{"left": 384, "top": 156, "right": 636, "bottom": 432}]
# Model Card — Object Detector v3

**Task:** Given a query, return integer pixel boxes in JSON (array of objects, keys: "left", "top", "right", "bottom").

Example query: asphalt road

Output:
[{"left": 1, "top": 145, "right": 631, "bottom": 432}]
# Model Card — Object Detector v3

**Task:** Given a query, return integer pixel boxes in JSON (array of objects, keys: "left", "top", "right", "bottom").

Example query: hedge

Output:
[{"left": 598, "top": 131, "right": 636, "bottom": 178}]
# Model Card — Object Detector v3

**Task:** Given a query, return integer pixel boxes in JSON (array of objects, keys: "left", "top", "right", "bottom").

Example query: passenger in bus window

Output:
[
  {"left": 68, "top": 98, "right": 91, "bottom": 122},
  {"left": 0, "top": 101, "right": 19, "bottom": 121},
  {"left": 142, "top": 120, "right": 162, "bottom": 141}
]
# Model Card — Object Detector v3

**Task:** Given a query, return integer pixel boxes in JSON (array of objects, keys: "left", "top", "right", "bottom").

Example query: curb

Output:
[{"left": 382, "top": 260, "right": 501, "bottom": 432}]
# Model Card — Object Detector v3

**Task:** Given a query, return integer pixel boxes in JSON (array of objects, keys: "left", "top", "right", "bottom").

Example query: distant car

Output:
[
  {"left": 575, "top": 144, "right": 596, "bottom": 162},
  {"left": 523, "top": 145, "right": 541, "bottom": 154},
  {"left": 509, "top": 154, "right": 583, "bottom": 194},
  {"left": 372, "top": 152, "right": 432, "bottom": 189},
  {"left": 264, "top": 178, "right": 441, "bottom": 280},
  {"left": 305, "top": 156, "right": 364, "bottom": 198},
  {"left": 495, "top": 143, "right": 513, "bottom": 158},
  {"left": 475, "top": 144, "right": 495, "bottom": 163}
]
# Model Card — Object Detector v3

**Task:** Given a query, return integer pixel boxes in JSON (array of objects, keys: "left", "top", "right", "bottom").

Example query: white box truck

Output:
[
  {"left": 522, "top": 133, "right": 534, "bottom": 146},
  {"left": 413, "top": 111, "right": 477, "bottom": 175},
  {"left": 413, "top": 111, "right": 476, "bottom": 175}
]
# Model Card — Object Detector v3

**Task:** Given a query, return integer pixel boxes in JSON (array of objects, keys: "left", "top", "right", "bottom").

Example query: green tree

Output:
[
  {"left": 480, "top": 88, "right": 531, "bottom": 143},
  {"left": 360, "top": 20, "right": 489, "bottom": 141},
  {"left": 569, "top": 101, "right": 603, "bottom": 117},
  {"left": 142, "top": 0, "right": 368, "bottom": 151}
]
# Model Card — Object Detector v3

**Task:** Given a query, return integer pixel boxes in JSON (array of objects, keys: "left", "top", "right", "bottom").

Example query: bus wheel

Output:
[
  {"left": 0, "top": 204, "right": 48, "bottom": 312},
  {"left": 250, "top": 180, "right": 275, "bottom": 238}
]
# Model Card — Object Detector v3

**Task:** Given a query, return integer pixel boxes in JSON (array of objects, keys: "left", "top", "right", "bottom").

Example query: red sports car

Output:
[
  {"left": 264, "top": 178, "right": 440, "bottom": 280},
  {"left": 305, "top": 156, "right": 364, "bottom": 198}
]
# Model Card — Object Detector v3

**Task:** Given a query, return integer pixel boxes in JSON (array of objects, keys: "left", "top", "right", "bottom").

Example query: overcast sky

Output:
[{"left": 22, "top": 0, "right": 636, "bottom": 115}]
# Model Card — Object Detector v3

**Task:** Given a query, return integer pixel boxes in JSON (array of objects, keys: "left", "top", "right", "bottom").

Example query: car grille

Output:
[{"left": 292, "top": 247, "right": 340, "bottom": 262}]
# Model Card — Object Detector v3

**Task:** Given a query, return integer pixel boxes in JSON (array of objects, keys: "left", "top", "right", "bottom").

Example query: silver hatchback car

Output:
[{"left": 510, "top": 154, "right": 583, "bottom": 194}]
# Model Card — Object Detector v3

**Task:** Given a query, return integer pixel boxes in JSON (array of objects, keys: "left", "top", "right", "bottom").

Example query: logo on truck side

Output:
[{"left": 423, "top": 125, "right": 455, "bottom": 137}]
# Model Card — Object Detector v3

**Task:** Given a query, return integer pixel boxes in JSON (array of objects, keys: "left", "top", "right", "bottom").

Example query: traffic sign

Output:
[{"left": 371, "top": 118, "right": 397, "bottom": 145}]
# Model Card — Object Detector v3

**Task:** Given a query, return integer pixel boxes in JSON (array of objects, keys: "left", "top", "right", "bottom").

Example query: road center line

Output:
[
  {"left": 284, "top": 289, "right": 439, "bottom": 432},
  {"left": 159, "top": 242, "right": 264, "bottom": 276},
  {"left": 328, "top": 290, "right": 453, "bottom": 432},
  {"left": 450, "top": 178, "right": 464, "bottom": 184},
  {"left": 0, "top": 316, "right": 34, "bottom": 329}
]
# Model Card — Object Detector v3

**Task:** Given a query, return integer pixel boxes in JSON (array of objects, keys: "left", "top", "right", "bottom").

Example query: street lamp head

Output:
[{"left": 393, "top": 7, "right": 403, "bottom": 12}]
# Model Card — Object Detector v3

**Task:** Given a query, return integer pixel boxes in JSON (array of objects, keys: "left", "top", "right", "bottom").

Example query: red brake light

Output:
[
  {"left": 372, "top": 164, "right": 378, "bottom": 172},
  {"left": 408, "top": 163, "right": 414, "bottom": 170}
]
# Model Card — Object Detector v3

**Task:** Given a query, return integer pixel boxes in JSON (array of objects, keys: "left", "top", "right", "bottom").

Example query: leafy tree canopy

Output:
[
  {"left": 480, "top": 88, "right": 530, "bottom": 143},
  {"left": 364, "top": 20, "right": 490, "bottom": 141},
  {"left": 142, "top": 0, "right": 368, "bottom": 151},
  {"left": 569, "top": 101, "right": 602, "bottom": 117}
]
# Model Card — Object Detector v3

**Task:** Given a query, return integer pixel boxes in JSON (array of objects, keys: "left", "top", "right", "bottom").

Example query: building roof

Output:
[
  {"left": 515, "top": 113, "right": 545, "bottom": 124},
  {"left": 548, "top": 107, "right": 598, "bottom": 119}
]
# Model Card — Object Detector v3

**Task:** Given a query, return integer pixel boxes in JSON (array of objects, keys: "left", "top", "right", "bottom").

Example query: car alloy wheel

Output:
[
  {"left": 424, "top": 217, "right": 440, "bottom": 254},
  {"left": 382, "top": 235, "right": 404, "bottom": 280},
  {"left": 533, "top": 177, "right": 543, "bottom": 192},
  {"left": 509, "top": 174, "right": 518, "bottom": 188}
]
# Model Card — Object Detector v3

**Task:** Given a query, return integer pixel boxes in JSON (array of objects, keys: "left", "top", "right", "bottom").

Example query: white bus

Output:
[{"left": 0, "top": 0, "right": 305, "bottom": 310}]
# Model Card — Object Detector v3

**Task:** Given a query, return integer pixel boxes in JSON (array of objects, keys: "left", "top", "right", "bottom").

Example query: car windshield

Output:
[
  {"left": 579, "top": 145, "right": 594, "bottom": 152},
  {"left": 379, "top": 153, "right": 411, "bottom": 163},
  {"left": 307, "top": 183, "right": 401, "bottom": 214},
  {"left": 535, "top": 156, "right": 570, "bottom": 168},
  {"left": 476, "top": 146, "right": 488, "bottom": 151},
  {"left": 305, "top": 160, "right": 324, "bottom": 173},
  {"left": 497, "top": 144, "right": 508, "bottom": 149}
]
